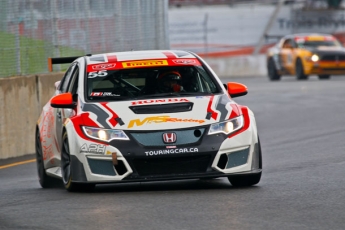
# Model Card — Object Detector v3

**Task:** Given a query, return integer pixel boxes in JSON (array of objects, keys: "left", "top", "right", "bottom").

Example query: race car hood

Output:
[{"left": 81, "top": 94, "right": 239, "bottom": 131}]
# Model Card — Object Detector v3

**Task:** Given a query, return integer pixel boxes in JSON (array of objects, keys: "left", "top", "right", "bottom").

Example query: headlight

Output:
[
  {"left": 208, "top": 116, "right": 244, "bottom": 135},
  {"left": 311, "top": 54, "right": 319, "bottom": 62},
  {"left": 82, "top": 126, "right": 129, "bottom": 141},
  {"left": 305, "top": 54, "right": 319, "bottom": 62}
]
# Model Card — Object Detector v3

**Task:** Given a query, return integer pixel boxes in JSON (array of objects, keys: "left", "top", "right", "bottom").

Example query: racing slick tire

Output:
[
  {"left": 228, "top": 137, "right": 262, "bottom": 187},
  {"left": 295, "top": 59, "right": 308, "bottom": 80},
  {"left": 35, "top": 128, "right": 60, "bottom": 188},
  {"left": 318, "top": 75, "right": 331, "bottom": 80},
  {"left": 267, "top": 58, "right": 281, "bottom": 81},
  {"left": 61, "top": 132, "right": 95, "bottom": 192}
]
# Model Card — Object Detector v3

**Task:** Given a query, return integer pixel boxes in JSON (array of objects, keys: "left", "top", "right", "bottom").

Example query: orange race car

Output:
[{"left": 266, "top": 33, "right": 345, "bottom": 80}]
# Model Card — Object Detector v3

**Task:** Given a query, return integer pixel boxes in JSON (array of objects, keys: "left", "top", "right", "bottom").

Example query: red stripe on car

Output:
[
  {"left": 100, "top": 102, "right": 119, "bottom": 127},
  {"left": 71, "top": 113, "right": 107, "bottom": 144},
  {"left": 228, "top": 106, "right": 250, "bottom": 139},
  {"left": 163, "top": 51, "right": 177, "bottom": 59},
  {"left": 107, "top": 54, "right": 117, "bottom": 63},
  {"left": 229, "top": 103, "right": 241, "bottom": 119},
  {"left": 207, "top": 95, "right": 218, "bottom": 120}
]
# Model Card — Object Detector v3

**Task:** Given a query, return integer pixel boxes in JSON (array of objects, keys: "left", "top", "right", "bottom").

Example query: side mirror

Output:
[
  {"left": 54, "top": 81, "right": 61, "bottom": 90},
  {"left": 227, "top": 82, "right": 248, "bottom": 98},
  {"left": 50, "top": 93, "right": 76, "bottom": 108}
]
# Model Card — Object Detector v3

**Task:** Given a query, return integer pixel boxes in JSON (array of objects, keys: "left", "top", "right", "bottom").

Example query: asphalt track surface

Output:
[{"left": 1, "top": 75, "right": 345, "bottom": 230}]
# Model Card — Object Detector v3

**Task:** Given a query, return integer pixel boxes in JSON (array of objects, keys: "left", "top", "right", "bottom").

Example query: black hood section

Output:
[
  {"left": 129, "top": 102, "right": 194, "bottom": 114},
  {"left": 306, "top": 47, "right": 345, "bottom": 55},
  {"left": 304, "top": 47, "right": 345, "bottom": 61}
]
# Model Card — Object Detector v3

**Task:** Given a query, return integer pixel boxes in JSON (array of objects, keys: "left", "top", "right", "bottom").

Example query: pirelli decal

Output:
[{"left": 122, "top": 60, "right": 168, "bottom": 68}]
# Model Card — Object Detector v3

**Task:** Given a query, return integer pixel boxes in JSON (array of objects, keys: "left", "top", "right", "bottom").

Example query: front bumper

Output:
[
  {"left": 68, "top": 127, "right": 260, "bottom": 184},
  {"left": 304, "top": 61, "right": 345, "bottom": 75}
]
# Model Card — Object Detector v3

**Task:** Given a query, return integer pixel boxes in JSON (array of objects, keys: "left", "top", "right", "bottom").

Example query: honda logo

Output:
[{"left": 162, "top": 133, "right": 177, "bottom": 143}]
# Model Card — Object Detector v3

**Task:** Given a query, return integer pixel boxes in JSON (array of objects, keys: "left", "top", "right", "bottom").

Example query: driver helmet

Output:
[{"left": 158, "top": 71, "right": 182, "bottom": 92}]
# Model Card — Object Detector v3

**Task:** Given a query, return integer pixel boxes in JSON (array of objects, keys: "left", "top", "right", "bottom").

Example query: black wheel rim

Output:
[
  {"left": 61, "top": 138, "right": 71, "bottom": 184},
  {"left": 35, "top": 132, "right": 44, "bottom": 179}
]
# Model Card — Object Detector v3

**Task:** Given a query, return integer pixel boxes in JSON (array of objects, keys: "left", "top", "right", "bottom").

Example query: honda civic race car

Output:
[
  {"left": 36, "top": 50, "right": 262, "bottom": 192},
  {"left": 267, "top": 33, "right": 345, "bottom": 80}
]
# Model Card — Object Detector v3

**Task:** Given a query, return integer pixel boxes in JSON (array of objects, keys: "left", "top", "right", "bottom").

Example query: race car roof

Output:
[
  {"left": 285, "top": 33, "right": 336, "bottom": 41},
  {"left": 48, "top": 50, "right": 202, "bottom": 72},
  {"left": 85, "top": 50, "right": 201, "bottom": 72}
]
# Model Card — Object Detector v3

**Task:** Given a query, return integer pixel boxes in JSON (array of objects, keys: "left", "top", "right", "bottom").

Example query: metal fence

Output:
[{"left": 0, "top": 0, "right": 170, "bottom": 77}]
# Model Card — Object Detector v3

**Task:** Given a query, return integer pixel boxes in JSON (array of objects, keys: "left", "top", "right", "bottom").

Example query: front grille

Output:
[
  {"left": 320, "top": 54, "right": 345, "bottom": 61},
  {"left": 132, "top": 155, "right": 211, "bottom": 176},
  {"left": 321, "top": 68, "right": 345, "bottom": 71},
  {"left": 130, "top": 128, "right": 205, "bottom": 147}
]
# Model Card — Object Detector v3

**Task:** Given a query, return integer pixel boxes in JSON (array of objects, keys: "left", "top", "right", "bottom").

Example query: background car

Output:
[
  {"left": 266, "top": 33, "right": 345, "bottom": 80},
  {"left": 36, "top": 50, "right": 262, "bottom": 192}
]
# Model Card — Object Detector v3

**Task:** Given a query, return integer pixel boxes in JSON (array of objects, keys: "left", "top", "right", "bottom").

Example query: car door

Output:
[
  {"left": 280, "top": 38, "right": 295, "bottom": 74},
  {"left": 55, "top": 63, "right": 78, "bottom": 150}
]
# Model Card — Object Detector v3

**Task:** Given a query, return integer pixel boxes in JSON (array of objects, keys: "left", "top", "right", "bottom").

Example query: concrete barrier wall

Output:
[
  {"left": 0, "top": 73, "right": 63, "bottom": 159},
  {"left": 0, "top": 54, "right": 267, "bottom": 160}
]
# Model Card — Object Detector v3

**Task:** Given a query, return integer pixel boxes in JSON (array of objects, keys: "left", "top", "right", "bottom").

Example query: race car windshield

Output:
[
  {"left": 297, "top": 40, "right": 341, "bottom": 48},
  {"left": 86, "top": 66, "right": 221, "bottom": 101}
]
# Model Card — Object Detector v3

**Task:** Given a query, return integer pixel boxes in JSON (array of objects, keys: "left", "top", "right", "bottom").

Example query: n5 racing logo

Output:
[
  {"left": 145, "top": 148, "right": 198, "bottom": 156},
  {"left": 128, "top": 116, "right": 205, "bottom": 128}
]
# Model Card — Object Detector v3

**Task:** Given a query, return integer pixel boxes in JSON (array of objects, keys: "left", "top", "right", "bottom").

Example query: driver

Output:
[{"left": 157, "top": 71, "right": 183, "bottom": 93}]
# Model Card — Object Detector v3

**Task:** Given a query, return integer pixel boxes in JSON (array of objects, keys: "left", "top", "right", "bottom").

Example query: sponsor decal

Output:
[
  {"left": 162, "top": 132, "right": 177, "bottom": 143},
  {"left": 91, "top": 63, "right": 116, "bottom": 70},
  {"left": 88, "top": 70, "right": 108, "bottom": 78},
  {"left": 80, "top": 143, "right": 106, "bottom": 154},
  {"left": 131, "top": 98, "right": 189, "bottom": 105},
  {"left": 128, "top": 116, "right": 205, "bottom": 128},
  {"left": 172, "top": 59, "right": 196, "bottom": 64},
  {"left": 90, "top": 92, "right": 120, "bottom": 96},
  {"left": 166, "top": 145, "right": 176, "bottom": 149},
  {"left": 122, "top": 60, "right": 168, "bottom": 68},
  {"left": 106, "top": 150, "right": 112, "bottom": 155},
  {"left": 145, "top": 148, "right": 198, "bottom": 156},
  {"left": 40, "top": 106, "right": 55, "bottom": 164},
  {"left": 42, "top": 144, "right": 53, "bottom": 161}
]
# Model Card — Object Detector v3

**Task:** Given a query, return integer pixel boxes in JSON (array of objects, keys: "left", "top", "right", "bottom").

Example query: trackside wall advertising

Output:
[{"left": 169, "top": 5, "right": 345, "bottom": 55}]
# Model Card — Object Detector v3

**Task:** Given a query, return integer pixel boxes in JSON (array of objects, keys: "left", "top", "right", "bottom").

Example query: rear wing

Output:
[{"left": 48, "top": 56, "right": 81, "bottom": 72}]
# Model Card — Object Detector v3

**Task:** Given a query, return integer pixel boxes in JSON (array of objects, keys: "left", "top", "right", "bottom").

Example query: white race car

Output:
[{"left": 36, "top": 50, "right": 262, "bottom": 192}]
